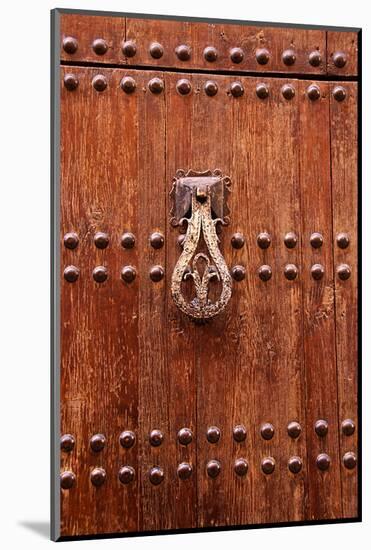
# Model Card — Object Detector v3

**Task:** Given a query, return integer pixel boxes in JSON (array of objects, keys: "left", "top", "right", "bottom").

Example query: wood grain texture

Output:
[{"left": 327, "top": 31, "right": 359, "bottom": 76}]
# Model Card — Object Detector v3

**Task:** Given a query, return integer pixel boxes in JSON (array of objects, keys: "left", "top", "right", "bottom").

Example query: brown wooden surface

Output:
[{"left": 327, "top": 31, "right": 359, "bottom": 76}]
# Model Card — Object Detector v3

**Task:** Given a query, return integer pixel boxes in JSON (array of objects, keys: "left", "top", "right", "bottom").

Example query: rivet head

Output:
[
  {"left": 150, "top": 265, "right": 164, "bottom": 282},
  {"left": 284, "top": 232, "right": 298, "bottom": 248},
  {"left": 149, "top": 466, "right": 164, "bottom": 485},
  {"left": 63, "top": 265, "right": 79, "bottom": 283},
  {"left": 287, "top": 421, "right": 302, "bottom": 439},
  {"left": 148, "top": 78, "right": 164, "bottom": 94},
  {"left": 63, "top": 36, "right": 78, "bottom": 54},
  {"left": 233, "top": 424, "right": 247, "bottom": 443},
  {"left": 342, "top": 419, "right": 355, "bottom": 436},
  {"left": 60, "top": 471, "right": 76, "bottom": 489},
  {"left": 94, "top": 232, "right": 109, "bottom": 249},
  {"left": 343, "top": 451, "right": 357, "bottom": 470},
  {"left": 307, "top": 85, "right": 321, "bottom": 101},
  {"left": 92, "top": 38, "right": 108, "bottom": 55},
  {"left": 121, "top": 232, "right": 136, "bottom": 248},
  {"left": 205, "top": 80, "right": 218, "bottom": 96},
  {"left": 90, "top": 433, "right": 106, "bottom": 452},
  {"left": 150, "top": 232, "right": 165, "bottom": 249},
  {"left": 175, "top": 44, "right": 191, "bottom": 61},
  {"left": 63, "top": 73, "right": 78, "bottom": 91},
  {"left": 231, "top": 265, "right": 246, "bottom": 282},
  {"left": 234, "top": 458, "right": 249, "bottom": 476},
  {"left": 288, "top": 456, "right": 303, "bottom": 474},
  {"left": 121, "top": 266, "right": 136, "bottom": 283},
  {"left": 118, "top": 465, "right": 135, "bottom": 484},
  {"left": 261, "top": 457, "right": 275, "bottom": 474},
  {"left": 119, "top": 430, "right": 136, "bottom": 448},
  {"left": 61, "top": 434, "right": 75, "bottom": 452},
  {"left": 121, "top": 40, "right": 137, "bottom": 57},
  {"left": 64, "top": 232, "right": 79, "bottom": 249},
  {"left": 92, "top": 266, "right": 108, "bottom": 283},
  {"left": 177, "top": 462, "right": 193, "bottom": 480},
  {"left": 337, "top": 263, "right": 351, "bottom": 280},
  {"left": 206, "top": 459, "right": 221, "bottom": 478},
  {"left": 333, "top": 86, "right": 347, "bottom": 101},
  {"left": 261, "top": 422, "right": 274, "bottom": 440},
  {"left": 314, "top": 419, "right": 328, "bottom": 437},
  {"left": 92, "top": 74, "right": 107, "bottom": 92},
  {"left": 177, "top": 427, "right": 193, "bottom": 446},
  {"left": 257, "top": 232, "right": 271, "bottom": 248},
  {"left": 336, "top": 232, "right": 350, "bottom": 249},
  {"left": 120, "top": 76, "right": 136, "bottom": 94},
  {"left": 316, "top": 453, "right": 331, "bottom": 471},
  {"left": 230, "top": 82, "right": 244, "bottom": 97},
  {"left": 150, "top": 42, "right": 164, "bottom": 59},
  {"left": 333, "top": 51, "right": 347, "bottom": 68},
  {"left": 311, "top": 264, "right": 325, "bottom": 280},
  {"left": 90, "top": 467, "right": 106, "bottom": 486},
  {"left": 310, "top": 232, "right": 323, "bottom": 248},
  {"left": 256, "top": 48, "right": 270, "bottom": 65},
  {"left": 256, "top": 83, "right": 269, "bottom": 99},
  {"left": 230, "top": 47, "right": 244, "bottom": 64},
  {"left": 258, "top": 265, "right": 272, "bottom": 282},
  {"left": 309, "top": 50, "right": 322, "bottom": 67},
  {"left": 204, "top": 46, "right": 218, "bottom": 62},
  {"left": 149, "top": 429, "right": 164, "bottom": 447},
  {"left": 231, "top": 233, "right": 245, "bottom": 249},
  {"left": 284, "top": 264, "right": 298, "bottom": 281},
  {"left": 282, "top": 84, "right": 295, "bottom": 100},
  {"left": 282, "top": 49, "right": 296, "bottom": 66},
  {"left": 206, "top": 426, "right": 221, "bottom": 444},
  {"left": 176, "top": 79, "right": 192, "bottom": 95}
]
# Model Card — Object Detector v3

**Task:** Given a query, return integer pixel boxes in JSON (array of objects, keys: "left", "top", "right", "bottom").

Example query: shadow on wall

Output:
[{"left": 18, "top": 521, "right": 49, "bottom": 539}]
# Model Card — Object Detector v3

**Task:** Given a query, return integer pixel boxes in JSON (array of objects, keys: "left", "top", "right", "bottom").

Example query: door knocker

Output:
[{"left": 170, "top": 169, "right": 232, "bottom": 321}]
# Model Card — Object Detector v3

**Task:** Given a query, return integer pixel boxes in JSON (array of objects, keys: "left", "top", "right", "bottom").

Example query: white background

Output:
[{"left": 0, "top": 0, "right": 368, "bottom": 547}]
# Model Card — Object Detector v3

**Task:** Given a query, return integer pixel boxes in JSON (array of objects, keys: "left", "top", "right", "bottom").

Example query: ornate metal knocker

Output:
[{"left": 170, "top": 169, "right": 232, "bottom": 321}]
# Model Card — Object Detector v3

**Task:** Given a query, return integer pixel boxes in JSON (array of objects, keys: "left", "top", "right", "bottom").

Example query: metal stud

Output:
[
  {"left": 92, "top": 38, "right": 108, "bottom": 55},
  {"left": 121, "top": 266, "right": 136, "bottom": 283},
  {"left": 256, "top": 48, "right": 270, "bottom": 65},
  {"left": 311, "top": 264, "right": 325, "bottom": 280},
  {"left": 205, "top": 80, "right": 218, "bottom": 97},
  {"left": 175, "top": 44, "right": 191, "bottom": 61},
  {"left": 60, "top": 471, "right": 76, "bottom": 490},
  {"left": 204, "top": 46, "right": 218, "bottom": 62},
  {"left": 281, "top": 84, "right": 295, "bottom": 100},
  {"left": 150, "top": 232, "right": 165, "bottom": 249},
  {"left": 177, "top": 427, "right": 193, "bottom": 446},
  {"left": 150, "top": 42, "right": 164, "bottom": 59},
  {"left": 343, "top": 451, "right": 357, "bottom": 470},
  {"left": 314, "top": 419, "right": 328, "bottom": 437},
  {"left": 282, "top": 49, "right": 296, "bottom": 66},
  {"left": 177, "top": 462, "right": 193, "bottom": 480},
  {"left": 149, "top": 466, "right": 164, "bottom": 485},
  {"left": 90, "top": 467, "right": 106, "bottom": 487},
  {"left": 63, "top": 73, "right": 78, "bottom": 91},
  {"left": 148, "top": 78, "right": 164, "bottom": 94},
  {"left": 307, "top": 85, "right": 321, "bottom": 101},
  {"left": 261, "top": 457, "right": 275, "bottom": 474},
  {"left": 150, "top": 265, "right": 164, "bottom": 282},
  {"left": 316, "top": 453, "right": 331, "bottom": 471},
  {"left": 119, "top": 430, "right": 136, "bottom": 448},
  {"left": 121, "top": 232, "right": 136, "bottom": 249},
  {"left": 90, "top": 433, "right": 106, "bottom": 452},
  {"left": 258, "top": 265, "right": 272, "bottom": 282},
  {"left": 176, "top": 79, "right": 192, "bottom": 95},
  {"left": 92, "top": 74, "right": 107, "bottom": 92},
  {"left": 92, "top": 266, "right": 108, "bottom": 283},
  {"left": 309, "top": 50, "right": 322, "bottom": 67},
  {"left": 336, "top": 232, "right": 350, "bottom": 249},
  {"left": 284, "top": 232, "right": 298, "bottom": 248},
  {"left": 341, "top": 419, "right": 355, "bottom": 436},
  {"left": 287, "top": 421, "right": 302, "bottom": 439},
  {"left": 288, "top": 456, "right": 303, "bottom": 474},
  {"left": 256, "top": 83, "right": 269, "bottom": 99},
  {"left": 257, "top": 232, "right": 271, "bottom": 248},
  {"left": 206, "top": 459, "right": 221, "bottom": 478},
  {"left": 207, "top": 426, "right": 221, "bottom": 444},
  {"left": 64, "top": 265, "right": 79, "bottom": 283},
  {"left": 231, "top": 265, "right": 246, "bottom": 282},
  {"left": 333, "top": 86, "right": 347, "bottom": 102},
  {"left": 230, "top": 82, "right": 244, "bottom": 98},
  {"left": 120, "top": 76, "right": 136, "bottom": 94},
  {"left": 337, "top": 264, "right": 351, "bottom": 280},
  {"left": 64, "top": 232, "right": 79, "bottom": 249},
  {"left": 93, "top": 232, "right": 109, "bottom": 249},
  {"left": 230, "top": 47, "right": 244, "bottom": 64},
  {"left": 149, "top": 429, "right": 164, "bottom": 447},
  {"left": 61, "top": 434, "right": 75, "bottom": 452},
  {"left": 333, "top": 51, "right": 347, "bottom": 68},
  {"left": 310, "top": 232, "right": 323, "bottom": 248},
  {"left": 62, "top": 36, "right": 78, "bottom": 55},
  {"left": 118, "top": 465, "right": 135, "bottom": 484},
  {"left": 231, "top": 233, "right": 245, "bottom": 249},
  {"left": 234, "top": 458, "right": 248, "bottom": 476},
  {"left": 233, "top": 424, "right": 247, "bottom": 443},
  {"left": 121, "top": 40, "right": 137, "bottom": 57},
  {"left": 261, "top": 423, "right": 274, "bottom": 440},
  {"left": 284, "top": 264, "right": 298, "bottom": 281}
]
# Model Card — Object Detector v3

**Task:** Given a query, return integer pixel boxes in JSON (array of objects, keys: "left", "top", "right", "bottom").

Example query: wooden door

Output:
[{"left": 52, "top": 10, "right": 360, "bottom": 541}]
